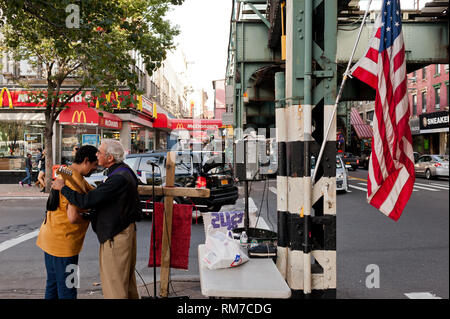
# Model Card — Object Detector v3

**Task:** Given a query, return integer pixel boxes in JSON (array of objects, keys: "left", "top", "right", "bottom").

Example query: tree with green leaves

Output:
[{"left": 0, "top": 0, "right": 183, "bottom": 191}]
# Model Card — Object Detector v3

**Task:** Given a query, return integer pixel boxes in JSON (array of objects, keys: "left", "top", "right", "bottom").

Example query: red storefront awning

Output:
[
  {"left": 59, "top": 106, "right": 122, "bottom": 130},
  {"left": 153, "top": 113, "right": 169, "bottom": 129},
  {"left": 350, "top": 108, "right": 373, "bottom": 139}
]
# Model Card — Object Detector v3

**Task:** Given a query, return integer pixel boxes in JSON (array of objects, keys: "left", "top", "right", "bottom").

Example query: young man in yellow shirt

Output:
[{"left": 36, "top": 145, "right": 98, "bottom": 299}]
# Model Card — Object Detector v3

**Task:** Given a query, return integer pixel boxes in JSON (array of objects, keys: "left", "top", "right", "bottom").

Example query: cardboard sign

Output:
[{"left": 202, "top": 211, "right": 244, "bottom": 235}]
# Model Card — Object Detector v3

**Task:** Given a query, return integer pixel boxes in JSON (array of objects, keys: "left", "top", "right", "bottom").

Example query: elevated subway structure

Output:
[{"left": 225, "top": 0, "right": 448, "bottom": 298}]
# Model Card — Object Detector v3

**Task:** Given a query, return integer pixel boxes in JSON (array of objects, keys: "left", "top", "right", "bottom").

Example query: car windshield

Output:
[
  {"left": 336, "top": 157, "right": 343, "bottom": 168},
  {"left": 432, "top": 155, "right": 449, "bottom": 162}
]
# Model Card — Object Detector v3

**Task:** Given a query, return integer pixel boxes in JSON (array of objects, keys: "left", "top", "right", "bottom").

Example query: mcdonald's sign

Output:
[
  {"left": 59, "top": 106, "right": 122, "bottom": 129},
  {"left": 71, "top": 110, "right": 87, "bottom": 123},
  {"left": 95, "top": 91, "right": 122, "bottom": 109},
  {"left": 0, "top": 87, "right": 14, "bottom": 109}
]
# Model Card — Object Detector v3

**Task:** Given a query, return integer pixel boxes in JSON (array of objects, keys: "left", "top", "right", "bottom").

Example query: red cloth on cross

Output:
[{"left": 148, "top": 202, "right": 193, "bottom": 270}]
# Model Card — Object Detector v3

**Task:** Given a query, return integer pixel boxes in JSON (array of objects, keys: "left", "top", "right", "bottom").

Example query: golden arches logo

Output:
[
  {"left": 175, "top": 123, "right": 184, "bottom": 129},
  {"left": 0, "top": 87, "right": 14, "bottom": 109},
  {"left": 72, "top": 110, "right": 87, "bottom": 123},
  {"left": 95, "top": 91, "right": 121, "bottom": 109}
]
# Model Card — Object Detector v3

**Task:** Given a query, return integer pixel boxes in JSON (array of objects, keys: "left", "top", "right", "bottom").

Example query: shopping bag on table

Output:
[{"left": 202, "top": 226, "right": 249, "bottom": 270}]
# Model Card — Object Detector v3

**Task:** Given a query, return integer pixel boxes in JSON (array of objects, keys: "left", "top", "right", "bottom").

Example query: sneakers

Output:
[{"left": 19, "top": 181, "right": 23, "bottom": 187}]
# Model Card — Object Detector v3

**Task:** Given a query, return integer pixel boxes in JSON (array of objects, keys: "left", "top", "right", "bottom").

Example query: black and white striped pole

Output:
[{"left": 275, "top": 71, "right": 288, "bottom": 279}]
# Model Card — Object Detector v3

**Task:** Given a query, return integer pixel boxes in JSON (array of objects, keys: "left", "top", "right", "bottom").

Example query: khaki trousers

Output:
[{"left": 99, "top": 223, "right": 139, "bottom": 299}]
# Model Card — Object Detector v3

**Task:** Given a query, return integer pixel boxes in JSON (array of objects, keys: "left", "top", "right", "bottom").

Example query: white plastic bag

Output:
[{"left": 203, "top": 226, "right": 249, "bottom": 270}]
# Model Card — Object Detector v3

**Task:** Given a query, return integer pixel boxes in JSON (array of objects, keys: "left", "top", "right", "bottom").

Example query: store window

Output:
[
  {"left": 131, "top": 125, "right": 146, "bottom": 153},
  {"left": 0, "top": 121, "right": 45, "bottom": 170},
  {"left": 61, "top": 125, "right": 98, "bottom": 165}
]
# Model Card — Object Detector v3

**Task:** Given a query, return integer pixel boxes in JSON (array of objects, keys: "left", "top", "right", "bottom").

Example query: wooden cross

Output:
[{"left": 138, "top": 151, "right": 210, "bottom": 297}]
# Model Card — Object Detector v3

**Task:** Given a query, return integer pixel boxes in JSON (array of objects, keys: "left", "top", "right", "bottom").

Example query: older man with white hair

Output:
[{"left": 52, "top": 139, "right": 142, "bottom": 299}]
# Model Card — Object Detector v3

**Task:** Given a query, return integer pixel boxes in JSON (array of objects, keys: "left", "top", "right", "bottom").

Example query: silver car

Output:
[
  {"left": 311, "top": 156, "right": 348, "bottom": 193},
  {"left": 414, "top": 154, "right": 449, "bottom": 180}
]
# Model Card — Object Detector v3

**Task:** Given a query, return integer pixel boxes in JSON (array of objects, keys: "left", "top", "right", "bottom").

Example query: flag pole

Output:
[{"left": 312, "top": 0, "right": 374, "bottom": 184}]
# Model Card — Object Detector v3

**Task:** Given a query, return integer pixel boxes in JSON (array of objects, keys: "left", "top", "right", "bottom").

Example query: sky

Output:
[
  {"left": 166, "top": 0, "right": 233, "bottom": 112},
  {"left": 163, "top": 0, "right": 432, "bottom": 113}
]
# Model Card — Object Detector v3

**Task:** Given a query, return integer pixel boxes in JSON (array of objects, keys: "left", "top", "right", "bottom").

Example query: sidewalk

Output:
[
  {"left": 0, "top": 184, "right": 49, "bottom": 200},
  {"left": 0, "top": 184, "right": 268, "bottom": 299},
  {"left": 0, "top": 183, "right": 206, "bottom": 299}
]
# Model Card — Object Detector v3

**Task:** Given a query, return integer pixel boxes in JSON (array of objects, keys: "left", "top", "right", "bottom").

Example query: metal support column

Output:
[{"left": 281, "top": 0, "right": 337, "bottom": 298}]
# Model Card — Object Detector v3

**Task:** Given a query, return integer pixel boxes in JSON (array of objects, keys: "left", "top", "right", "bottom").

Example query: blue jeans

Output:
[
  {"left": 44, "top": 252, "right": 79, "bottom": 299},
  {"left": 20, "top": 168, "right": 32, "bottom": 185}
]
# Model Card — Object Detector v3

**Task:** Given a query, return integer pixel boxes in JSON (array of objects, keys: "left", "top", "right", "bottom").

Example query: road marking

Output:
[
  {"left": 410, "top": 184, "right": 439, "bottom": 192},
  {"left": 404, "top": 292, "right": 442, "bottom": 299},
  {"left": 248, "top": 196, "right": 258, "bottom": 213},
  {"left": 414, "top": 182, "right": 449, "bottom": 190},
  {"left": 348, "top": 185, "right": 367, "bottom": 192},
  {"left": 356, "top": 182, "right": 419, "bottom": 192},
  {"left": 348, "top": 176, "right": 368, "bottom": 182},
  {"left": 429, "top": 182, "right": 449, "bottom": 188},
  {"left": 0, "top": 229, "right": 39, "bottom": 253},
  {"left": 269, "top": 187, "right": 277, "bottom": 195}
]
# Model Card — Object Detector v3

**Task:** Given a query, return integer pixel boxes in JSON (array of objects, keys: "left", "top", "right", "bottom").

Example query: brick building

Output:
[{"left": 407, "top": 64, "right": 449, "bottom": 155}]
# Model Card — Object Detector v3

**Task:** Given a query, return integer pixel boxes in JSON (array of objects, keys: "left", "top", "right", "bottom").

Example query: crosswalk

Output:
[{"left": 348, "top": 178, "right": 449, "bottom": 193}]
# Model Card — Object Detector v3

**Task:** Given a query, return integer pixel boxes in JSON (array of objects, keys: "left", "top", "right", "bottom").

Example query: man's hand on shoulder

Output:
[{"left": 52, "top": 178, "right": 65, "bottom": 191}]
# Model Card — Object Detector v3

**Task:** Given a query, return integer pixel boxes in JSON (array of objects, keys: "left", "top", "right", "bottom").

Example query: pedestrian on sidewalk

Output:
[
  {"left": 36, "top": 145, "right": 98, "bottom": 299},
  {"left": 36, "top": 148, "right": 46, "bottom": 192},
  {"left": 19, "top": 153, "right": 33, "bottom": 187},
  {"left": 52, "top": 139, "right": 142, "bottom": 299}
]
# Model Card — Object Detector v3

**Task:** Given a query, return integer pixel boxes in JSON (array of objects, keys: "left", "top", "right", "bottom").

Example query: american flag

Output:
[{"left": 350, "top": 0, "right": 415, "bottom": 221}]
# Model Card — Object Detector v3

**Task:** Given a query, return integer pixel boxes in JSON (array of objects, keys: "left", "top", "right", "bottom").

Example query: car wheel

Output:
[{"left": 425, "top": 169, "right": 432, "bottom": 180}]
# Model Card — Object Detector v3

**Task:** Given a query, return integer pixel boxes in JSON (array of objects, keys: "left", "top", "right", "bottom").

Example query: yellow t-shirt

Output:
[{"left": 36, "top": 169, "right": 92, "bottom": 257}]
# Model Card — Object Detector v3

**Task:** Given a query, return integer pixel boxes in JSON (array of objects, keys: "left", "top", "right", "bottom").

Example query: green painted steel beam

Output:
[
  {"left": 239, "top": 0, "right": 271, "bottom": 28},
  {"left": 337, "top": 21, "right": 449, "bottom": 65}
]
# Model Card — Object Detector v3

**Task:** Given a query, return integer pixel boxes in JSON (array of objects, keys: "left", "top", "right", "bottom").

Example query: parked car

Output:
[
  {"left": 358, "top": 150, "right": 371, "bottom": 169},
  {"left": 413, "top": 152, "right": 422, "bottom": 163},
  {"left": 338, "top": 152, "right": 359, "bottom": 171},
  {"left": 85, "top": 151, "right": 239, "bottom": 219},
  {"left": 311, "top": 155, "right": 348, "bottom": 193},
  {"left": 414, "top": 154, "right": 449, "bottom": 180}
]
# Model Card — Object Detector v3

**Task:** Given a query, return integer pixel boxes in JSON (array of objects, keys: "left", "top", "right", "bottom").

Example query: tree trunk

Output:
[{"left": 44, "top": 113, "right": 54, "bottom": 193}]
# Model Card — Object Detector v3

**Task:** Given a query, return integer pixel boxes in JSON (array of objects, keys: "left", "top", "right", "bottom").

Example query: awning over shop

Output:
[
  {"left": 59, "top": 106, "right": 122, "bottom": 130},
  {"left": 350, "top": 108, "right": 373, "bottom": 139},
  {"left": 153, "top": 113, "right": 169, "bottom": 129}
]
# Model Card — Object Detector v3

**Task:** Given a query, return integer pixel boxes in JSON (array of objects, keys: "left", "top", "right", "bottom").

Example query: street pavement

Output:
[{"left": 0, "top": 171, "right": 448, "bottom": 299}]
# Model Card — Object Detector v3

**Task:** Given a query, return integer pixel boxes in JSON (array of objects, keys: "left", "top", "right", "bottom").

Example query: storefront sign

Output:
[
  {"left": 98, "top": 116, "right": 121, "bottom": 129},
  {"left": 59, "top": 106, "right": 122, "bottom": 129},
  {"left": 0, "top": 90, "right": 132, "bottom": 109},
  {"left": 170, "top": 119, "right": 223, "bottom": 131},
  {"left": 0, "top": 87, "right": 13, "bottom": 109},
  {"left": 82, "top": 134, "right": 100, "bottom": 146},
  {"left": 419, "top": 111, "right": 449, "bottom": 133}
]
